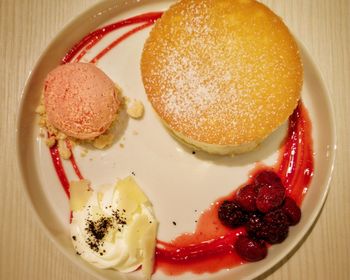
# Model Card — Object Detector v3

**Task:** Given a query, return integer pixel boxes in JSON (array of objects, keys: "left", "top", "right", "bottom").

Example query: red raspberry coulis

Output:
[{"left": 47, "top": 12, "right": 314, "bottom": 276}]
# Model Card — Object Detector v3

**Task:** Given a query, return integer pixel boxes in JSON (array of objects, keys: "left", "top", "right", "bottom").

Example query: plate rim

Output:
[{"left": 16, "top": 1, "right": 337, "bottom": 280}]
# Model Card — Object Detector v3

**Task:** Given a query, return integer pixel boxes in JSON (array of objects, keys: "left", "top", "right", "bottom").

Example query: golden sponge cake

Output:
[{"left": 141, "top": 0, "right": 303, "bottom": 155}]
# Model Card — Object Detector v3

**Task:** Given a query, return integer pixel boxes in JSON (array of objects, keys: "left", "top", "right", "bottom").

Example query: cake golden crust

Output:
[{"left": 141, "top": 0, "right": 303, "bottom": 153}]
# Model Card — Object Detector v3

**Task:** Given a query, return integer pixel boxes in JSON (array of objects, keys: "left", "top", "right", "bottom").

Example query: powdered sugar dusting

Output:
[{"left": 141, "top": 0, "right": 303, "bottom": 145}]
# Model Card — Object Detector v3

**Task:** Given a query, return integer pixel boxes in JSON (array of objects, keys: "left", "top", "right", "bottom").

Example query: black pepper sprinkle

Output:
[
  {"left": 76, "top": 252, "right": 81, "bottom": 256},
  {"left": 112, "top": 210, "right": 127, "bottom": 227},
  {"left": 131, "top": 171, "right": 136, "bottom": 176},
  {"left": 172, "top": 221, "right": 177, "bottom": 226},
  {"left": 84, "top": 209, "right": 127, "bottom": 253},
  {"left": 83, "top": 206, "right": 128, "bottom": 254},
  {"left": 87, "top": 217, "right": 112, "bottom": 241},
  {"left": 192, "top": 151, "right": 196, "bottom": 154},
  {"left": 72, "top": 236, "right": 77, "bottom": 241}
]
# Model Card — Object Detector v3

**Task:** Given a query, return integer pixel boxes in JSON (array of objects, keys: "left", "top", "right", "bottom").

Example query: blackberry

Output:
[
  {"left": 218, "top": 200, "right": 247, "bottom": 228},
  {"left": 263, "top": 209, "right": 289, "bottom": 244},
  {"left": 246, "top": 212, "right": 267, "bottom": 241}
]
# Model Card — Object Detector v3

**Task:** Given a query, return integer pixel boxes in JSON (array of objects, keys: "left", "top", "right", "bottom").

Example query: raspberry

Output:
[
  {"left": 235, "top": 184, "right": 258, "bottom": 211},
  {"left": 255, "top": 170, "right": 283, "bottom": 188},
  {"left": 218, "top": 200, "right": 247, "bottom": 228},
  {"left": 282, "top": 197, "right": 301, "bottom": 226},
  {"left": 235, "top": 235, "right": 267, "bottom": 262},
  {"left": 263, "top": 209, "right": 289, "bottom": 244},
  {"left": 256, "top": 183, "right": 285, "bottom": 213}
]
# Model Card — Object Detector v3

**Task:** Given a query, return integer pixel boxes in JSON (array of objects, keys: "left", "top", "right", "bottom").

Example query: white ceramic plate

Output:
[{"left": 17, "top": 1, "right": 336, "bottom": 279}]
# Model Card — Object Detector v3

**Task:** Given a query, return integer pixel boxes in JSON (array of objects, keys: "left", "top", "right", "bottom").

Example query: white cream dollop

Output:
[{"left": 70, "top": 177, "right": 158, "bottom": 279}]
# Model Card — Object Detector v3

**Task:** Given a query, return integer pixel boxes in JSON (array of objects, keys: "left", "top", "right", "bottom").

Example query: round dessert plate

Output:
[{"left": 17, "top": 1, "right": 336, "bottom": 280}]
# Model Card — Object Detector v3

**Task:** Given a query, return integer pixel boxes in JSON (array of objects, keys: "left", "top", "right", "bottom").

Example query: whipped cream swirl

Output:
[{"left": 70, "top": 177, "right": 158, "bottom": 278}]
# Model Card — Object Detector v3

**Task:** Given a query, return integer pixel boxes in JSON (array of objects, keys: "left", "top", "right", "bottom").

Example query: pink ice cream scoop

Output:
[{"left": 44, "top": 63, "right": 120, "bottom": 139}]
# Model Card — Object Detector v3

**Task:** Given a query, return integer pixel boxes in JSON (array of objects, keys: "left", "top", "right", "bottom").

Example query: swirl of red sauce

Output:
[{"left": 47, "top": 12, "right": 313, "bottom": 275}]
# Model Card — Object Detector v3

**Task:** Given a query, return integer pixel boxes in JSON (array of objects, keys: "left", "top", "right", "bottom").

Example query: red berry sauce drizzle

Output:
[{"left": 48, "top": 12, "right": 314, "bottom": 276}]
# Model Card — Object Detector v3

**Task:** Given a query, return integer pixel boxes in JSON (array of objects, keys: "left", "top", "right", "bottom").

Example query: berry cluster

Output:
[{"left": 218, "top": 170, "right": 301, "bottom": 262}]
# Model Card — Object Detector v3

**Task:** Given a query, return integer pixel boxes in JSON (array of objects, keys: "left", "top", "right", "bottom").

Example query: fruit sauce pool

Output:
[{"left": 47, "top": 12, "right": 314, "bottom": 276}]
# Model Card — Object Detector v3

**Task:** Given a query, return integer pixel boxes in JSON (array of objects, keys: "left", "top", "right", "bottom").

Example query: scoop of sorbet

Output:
[{"left": 44, "top": 63, "right": 120, "bottom": 140}]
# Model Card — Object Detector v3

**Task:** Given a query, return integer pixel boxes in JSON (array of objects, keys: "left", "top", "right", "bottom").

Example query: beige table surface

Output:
[{"left": 1, "top": 0, "right": 349, "bottom": 279}]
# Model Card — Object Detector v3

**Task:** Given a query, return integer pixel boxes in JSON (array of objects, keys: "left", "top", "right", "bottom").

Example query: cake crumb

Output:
[
  {"left": 45, "top": 136, "right": 56, "bottom": 148},
  {"left": 38, "top": 117, "right": 46, "bottom": 127},
  {"left": 35, "top": 104, "right": 45, "bottom": 114},
  {"left": 126, "top": 99, "right": 144, "bottom": 119},
  {"left": 58, "top": 139, "right": 71, "bottom": 160},
  {"left": 80, "top": 148, "right": 89, "bottom": 157},
  {"left": 57, "top": 132, "right": 67, "bottom": 140},
  {"left": 93, "top": 132, "right": 114, "bottom": 149}
]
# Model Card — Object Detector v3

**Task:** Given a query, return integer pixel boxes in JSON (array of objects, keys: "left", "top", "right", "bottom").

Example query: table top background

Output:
[{"left": 1, "top": 0, "right": 349, "bottom": 279}]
